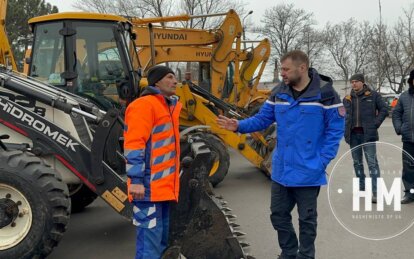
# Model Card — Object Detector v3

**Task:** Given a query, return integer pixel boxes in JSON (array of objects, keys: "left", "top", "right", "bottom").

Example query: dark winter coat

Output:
[
  {"left": 343, "top": 86, "right": 388, "bottom": 144},
  {"left": 392, "top": 89, "right": 414, "bottom": 143}
]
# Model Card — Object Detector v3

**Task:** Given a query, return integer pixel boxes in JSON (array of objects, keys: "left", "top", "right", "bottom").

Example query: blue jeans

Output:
[
  {"left": 133, "top": 201, "right": 170, "bottom": 259},
  {"left": 350, "top": 132, "right": 380, "bottom": 195},
  {"left": 270, "top": 181, "right": 320, "bottom": 259}
]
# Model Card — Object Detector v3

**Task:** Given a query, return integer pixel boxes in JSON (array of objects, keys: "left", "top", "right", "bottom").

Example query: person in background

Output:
[
  {"left": 343, "top": 73, "right": 388, "bottom": 203},
  {"left": 392, "top": 69, "right": 414, "bottom": 204},
  {"left": 217, "top": 50, "right": 344, "bottom": 259},
  {"left": 391, "top": 97, "right": 398, "bottom": 109},
  {"left": 124, "top": 65, "right": 181, "bottom": 258},
  {"left": 183, "top": 71, "right": 194, "bottom": 87}
]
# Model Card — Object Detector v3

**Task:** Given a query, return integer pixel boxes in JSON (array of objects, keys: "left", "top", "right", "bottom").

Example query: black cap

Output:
[
  {"left": 350, "top": 73, "right": 365, "bottom": 83},
  {"left": 147, "top": 66, "right": 175, "bottom": 86}
]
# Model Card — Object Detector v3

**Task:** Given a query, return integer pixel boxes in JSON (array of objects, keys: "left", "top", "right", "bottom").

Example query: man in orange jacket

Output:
[{"left": 124, "top": 65, "right": 181, "bottom": 259}]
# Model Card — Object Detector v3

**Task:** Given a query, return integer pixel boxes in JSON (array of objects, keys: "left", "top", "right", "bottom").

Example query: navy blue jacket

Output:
[
  {"left": 343, "top": 86, "right": 388, "bottom": 144},
  {"left": 237, "top": 69, "right": 345, "bottom": 186},
  {"left": 392, "top": 89, "right": 414, "bottom": 143}
]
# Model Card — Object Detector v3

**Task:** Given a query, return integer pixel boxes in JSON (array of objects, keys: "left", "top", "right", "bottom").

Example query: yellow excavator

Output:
[
  {"left": 133, "top": 10, "right": 271, "bottom": 113},
  {"left": 137, "top": 38, "right": 271, "bottom": 113},
  {"left": 0, "top": 3, "right": 255, "bottom": 258},
  {"left": 133, "top": 10, "right": 274, "bottom": 184},
  {"left": 0, "top": 0, "right": 16, "bottom": 71}
]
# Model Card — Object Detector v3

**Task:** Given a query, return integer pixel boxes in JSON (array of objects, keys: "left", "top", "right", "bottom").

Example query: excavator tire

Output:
[
  {"left": 0, "top": 150, "right": 70, "bottom": 259},
  {"left": 68, "top": 184, "right": 97, "bottom": 213},
  {"left": 197, "top": 133, "right": 230, "bottom": 187}
]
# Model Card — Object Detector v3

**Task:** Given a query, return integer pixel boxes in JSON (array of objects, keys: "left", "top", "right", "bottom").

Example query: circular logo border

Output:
[{"left": 327, "top": 141, "right": 414, "bottom": 241}]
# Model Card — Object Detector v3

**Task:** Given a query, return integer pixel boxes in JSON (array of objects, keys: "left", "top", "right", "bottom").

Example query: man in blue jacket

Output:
[{"left": 217, "top": 50, "right": 344, "bottom": 259}]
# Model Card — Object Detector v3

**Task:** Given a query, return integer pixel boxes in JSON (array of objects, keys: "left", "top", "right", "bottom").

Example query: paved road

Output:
[{"left": 49, "top": 118, "right": 414, "bottom": 259}]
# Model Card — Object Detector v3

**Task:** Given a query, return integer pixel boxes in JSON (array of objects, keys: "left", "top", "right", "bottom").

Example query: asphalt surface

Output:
[{"left": 49, "top": 117, "right": 414, "bottom": 259}]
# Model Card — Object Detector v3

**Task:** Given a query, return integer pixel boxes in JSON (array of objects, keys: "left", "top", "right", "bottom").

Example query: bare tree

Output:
[
  {"left": 324, "top": 19, "right": 373, "bottom": 91},
  {"left": 73, "top": 0, "right": 116, "bottom": 13},
  {"left": 380, "top": 5, "right": 414, "bottom": 93},
  {"left": 6, "top": 0, "right": 58, "bottom": 69},
  {"left": 297, "top": 26, "right": 326, "bottom": 69},
  {"left": 369, "top": 22, "right": 388, "bottom": 91},
  {"left": 73, "top": 0, "right": 245, "bottom": 27},
  {"left": 73, "top": 0, "right": 173, "bottom": 18},
  {"left": 257, "top": 3, "right": 316, "bottom": 81}
]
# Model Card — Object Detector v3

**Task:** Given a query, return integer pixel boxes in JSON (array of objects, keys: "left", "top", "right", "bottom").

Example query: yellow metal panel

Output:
[
  {"left": 29, "top": 12, "right": 128, "bottom": 24},
  {"left": 112, "top": 187, "right": 128, "bottom": 202},
  {"left": 101, "top": 190, "right": 125, "bottom": 212},
  {"left": 134, "top": 26, "right": 217, "bottom": 47}
]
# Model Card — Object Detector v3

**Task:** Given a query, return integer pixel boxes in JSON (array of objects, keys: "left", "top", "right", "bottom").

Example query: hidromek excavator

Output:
[{"left": 0, "top": 2, "right": 254, "bottom": 258}]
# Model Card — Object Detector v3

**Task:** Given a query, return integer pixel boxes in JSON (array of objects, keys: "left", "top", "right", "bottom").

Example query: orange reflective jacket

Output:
[{"left": 124, "top": 86, "right": 182, "bottom": 202}]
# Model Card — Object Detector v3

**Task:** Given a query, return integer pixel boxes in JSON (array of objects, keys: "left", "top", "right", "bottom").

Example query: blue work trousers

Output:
[{"left": 133, "top": 201, "right": 170, "bottom": 259}]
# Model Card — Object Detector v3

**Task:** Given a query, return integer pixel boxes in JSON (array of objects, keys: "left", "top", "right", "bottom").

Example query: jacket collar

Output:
[
  {"left": 140, "top": 86, "right": 178, "bottom": 106},
  {"left": 277, "top": 68, "right": 325, "bottom": 101},
  {"left": 351, "top": 85, "right": 371, "bottom": 97},
  {"left": 140, "top": 85, "right": 160, "bottom": 96},
  {"left": 409, "top": 85, "right": 414, "bottom": 95}
]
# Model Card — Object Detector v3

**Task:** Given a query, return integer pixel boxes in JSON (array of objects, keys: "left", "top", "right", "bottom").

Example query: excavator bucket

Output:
[{"left": 163, "top": 136, "right": 253, "bottom": 259}]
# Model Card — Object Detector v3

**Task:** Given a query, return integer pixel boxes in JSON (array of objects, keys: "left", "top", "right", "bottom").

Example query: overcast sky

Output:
[{"left": 48, "top": 0, "right": 413, "bottom": 27}]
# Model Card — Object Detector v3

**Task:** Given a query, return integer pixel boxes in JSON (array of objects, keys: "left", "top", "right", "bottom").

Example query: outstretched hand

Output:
[{"left": 217, "top": 115, "right": 239, "bottom": 131}]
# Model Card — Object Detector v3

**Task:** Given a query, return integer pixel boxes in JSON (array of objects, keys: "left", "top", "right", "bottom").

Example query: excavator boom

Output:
[
  {"left": 0, "top": 0, "right": 17, "bottom": 71},
  {"left": 133, "top": 9, "right": 242, "bottom": 99}
]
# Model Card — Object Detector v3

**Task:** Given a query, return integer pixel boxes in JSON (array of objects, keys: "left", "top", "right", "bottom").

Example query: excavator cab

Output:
[{"left": 27, "top": 13, "right": 140, "bottom": 108}]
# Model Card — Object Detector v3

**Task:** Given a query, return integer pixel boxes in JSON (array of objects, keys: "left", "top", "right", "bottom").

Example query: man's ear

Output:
[{"left": 300, "top": 63, "right": 307, "bottom": 73}]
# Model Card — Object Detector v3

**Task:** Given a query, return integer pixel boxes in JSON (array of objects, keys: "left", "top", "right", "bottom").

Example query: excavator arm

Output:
[
  {"left": 137, "top": 38, "right": 271, "bottom": 111},
  {"left": 234, "top": 38, "right": 271, "bottom": 109},
  {"left": 0, "top": 0, "right": 17, "bottom": 71},
  {"left": 132, "top": 9, "right": 242, "bottom": 99}
]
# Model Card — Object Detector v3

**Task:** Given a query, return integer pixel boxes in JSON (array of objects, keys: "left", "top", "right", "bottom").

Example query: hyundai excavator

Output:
[
  {"left": 131, "top": 10, "right": 274, "bottom": 184},
  {"left": 133, "top": 10, "right": 271, "bottom": 112},
  {"left": 136, "top": 38, "right": 271, "bottom": 112},
  {"left": 0, "top": 2, "right": 253, "bottom": 258}
]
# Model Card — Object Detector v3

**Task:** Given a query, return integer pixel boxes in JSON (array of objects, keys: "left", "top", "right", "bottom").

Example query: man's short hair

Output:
[{"left": 281, "top": 50, "right": 309, "bottom": 68}]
